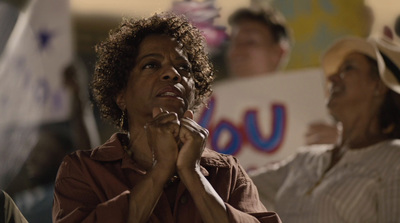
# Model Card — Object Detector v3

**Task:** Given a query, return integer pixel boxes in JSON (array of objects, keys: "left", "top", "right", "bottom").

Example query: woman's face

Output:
[
  {"left": 118, "top": 34, "right": 195, "bottom": 126},
  {"left": 326, "top": 52, "right": 379, "bottom": 117}
]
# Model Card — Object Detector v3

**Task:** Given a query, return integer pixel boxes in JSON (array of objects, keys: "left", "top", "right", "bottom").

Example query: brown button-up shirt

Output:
[{"left": 53, "top": 133, "right": 281, "bottom": 223}]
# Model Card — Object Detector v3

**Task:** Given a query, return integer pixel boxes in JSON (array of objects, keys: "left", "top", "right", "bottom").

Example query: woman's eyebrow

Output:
[{"left": 137, "top": 53, "right": 163, "bottom": 62}]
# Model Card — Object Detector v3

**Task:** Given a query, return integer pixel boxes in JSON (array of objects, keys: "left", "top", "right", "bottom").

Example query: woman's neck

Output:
[
  {"left": 339, "top": 117, "right": 387, "bottom": 149},
  {"left": 340, "top": 134, "right": 387, "bottom": 149},
  {"left": 333, "top": 95, "right": 388, "bottom": 149}
]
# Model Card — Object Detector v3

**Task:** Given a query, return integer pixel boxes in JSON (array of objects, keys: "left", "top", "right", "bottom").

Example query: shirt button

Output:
[{"left": 180, "top": 195, "right": 187, "bottom": 204}]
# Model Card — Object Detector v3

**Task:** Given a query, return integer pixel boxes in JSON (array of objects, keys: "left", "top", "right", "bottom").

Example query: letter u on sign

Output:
[{"left": 244, "top": 104, "right": 286, "bottom": 153}]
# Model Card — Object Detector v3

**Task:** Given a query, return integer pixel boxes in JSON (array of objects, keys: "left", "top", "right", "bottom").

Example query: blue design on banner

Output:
[
  {"left": 38, "top": 30, "right": 52, "bottom": 50},
  {"left": 244, "top": 105, "right": 286, "bottom": 153},
  {"left": 34, "top": 77, "right": 50, "bottom": 105},
  {"left": 196, "top": 96, "right": 287, "bottom": 156},
  {"left": 52, "top": 89, "right": 64, "bottom": 112},
  {"left": 211, "top": 120, "right": 242, "bottom": 155}
]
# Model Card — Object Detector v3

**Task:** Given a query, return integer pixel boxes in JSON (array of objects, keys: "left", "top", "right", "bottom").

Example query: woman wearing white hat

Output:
[{"left": 250, "top": 36, "right": 400, "bottom": 223}]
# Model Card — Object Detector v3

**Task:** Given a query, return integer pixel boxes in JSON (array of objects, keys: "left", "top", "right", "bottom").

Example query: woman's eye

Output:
[
  {"left": 143, "top": 63, "right": 158, "bottom": 69},
  {"left": 342, "top": 64, "right": 354, "bottom": 71},
  {"left": 337, "top": 64, "right": 355, "bottom": 79},
  {"left": 338, "top": 64, "right": 353, "bottom": 74}
]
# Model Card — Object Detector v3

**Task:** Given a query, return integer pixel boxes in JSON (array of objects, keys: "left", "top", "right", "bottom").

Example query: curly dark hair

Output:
[{"left": 91, "top": 13, "right": 214, "bottom": 131}]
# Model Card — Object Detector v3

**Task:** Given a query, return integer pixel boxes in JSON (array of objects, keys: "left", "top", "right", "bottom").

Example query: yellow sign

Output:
[{"left": 271, "top": 0, "right": 370, "bottom": 69}]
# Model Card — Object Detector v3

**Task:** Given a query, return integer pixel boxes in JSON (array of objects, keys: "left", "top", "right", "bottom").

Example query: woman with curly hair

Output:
[{"left": 52, "top": 13, "right": 281, "bottom": 223}]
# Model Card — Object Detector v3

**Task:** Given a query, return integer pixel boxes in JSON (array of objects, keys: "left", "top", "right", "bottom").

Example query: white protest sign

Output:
[
  {"left": 0, "top": 0, "right": 72, "bottom": 187},
  {"left": 196, "top": 68, "right": 330, "bottom": 170},
  {"left": 0, "top": 0, "right": 72, "bottom": 126}
]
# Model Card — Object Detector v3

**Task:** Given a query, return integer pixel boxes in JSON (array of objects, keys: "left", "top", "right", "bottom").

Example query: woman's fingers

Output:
[
  {"left": 148, "top": 107, "right": 180, "bottom": 137},
  {"left": 145, "top": 108, "right": 182, "bottom": 168},
  {"left": 152, "top": 107, "right": 163, "bottom": 118},
  {"left": 176, "top": 117, "right": 208, "bottom": 170},
  {"left": 183, "top": 110, "right": 194, "bottom": 119},
  {"left": 180, "top": 117, "right": 209, "bottom": 139}
]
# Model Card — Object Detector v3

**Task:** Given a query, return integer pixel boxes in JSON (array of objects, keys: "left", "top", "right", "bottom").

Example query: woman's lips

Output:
[{"left": 156, "top": 86, "right": 184, "bottom": 101}]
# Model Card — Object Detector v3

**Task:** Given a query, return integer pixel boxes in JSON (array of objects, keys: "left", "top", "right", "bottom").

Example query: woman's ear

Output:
[{"left": 116, "top": 91, "right": 126, "bottom": 110}]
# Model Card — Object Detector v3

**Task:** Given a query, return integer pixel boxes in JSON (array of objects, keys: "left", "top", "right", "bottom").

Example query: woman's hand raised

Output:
[
  {"left": 177, "top": 110, "right": 209, "bottom": 174},
  {"left": 145, "top": 107, "right": 180, "bottom": 177}
]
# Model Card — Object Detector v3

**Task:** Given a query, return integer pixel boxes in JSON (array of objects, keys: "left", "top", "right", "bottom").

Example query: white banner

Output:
[
  {"left": 0, "top": 0, "right": 72, "bottom": 187},
  {"left": 196, "top": 68, "right": 330, "bottom": 171}
]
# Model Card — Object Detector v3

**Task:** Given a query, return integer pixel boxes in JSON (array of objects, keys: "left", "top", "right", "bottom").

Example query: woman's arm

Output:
[
  {"left": 249, "top": 154, "right": 296, "bottom": 210},
  {"left": 177, "top": 111, "right": 281, "bottom": 223},
  {"left": 177, "top": 111, "right": 229, "bottom": 223},
  {"left": 53, "top": 155, "right": 175, "bottom": 223},
  {"left": 53, "top": 157, "right": 131, "bottom": 223},
  {"left": 224, "top": 161, "right": 282, "bottom": 223},
  {"left": 126, "top": 163, "right": 175, "bottom": 223},
  {"left": 179, "top": 168, "right": 229, "bottom": 222},
  {"left": 126, "top": 108, "right": 181, "bottom": 223}
]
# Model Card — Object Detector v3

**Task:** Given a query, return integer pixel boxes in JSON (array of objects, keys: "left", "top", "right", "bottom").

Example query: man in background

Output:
[
  {"left": 227, "top": 6, "right": 339, "bottom": 145},
  {"left": 226, "top": 6, "right": 292, "bottom": 78}
]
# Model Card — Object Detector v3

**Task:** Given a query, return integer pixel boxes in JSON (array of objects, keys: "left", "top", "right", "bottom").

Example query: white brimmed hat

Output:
[{"left": 321, "top": 36, "right": 400, "bottom": 94}]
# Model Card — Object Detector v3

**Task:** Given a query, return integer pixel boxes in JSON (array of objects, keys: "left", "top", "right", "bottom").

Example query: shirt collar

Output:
[{"left": 90, "top": 133, "right": 126, "bottom": 161}]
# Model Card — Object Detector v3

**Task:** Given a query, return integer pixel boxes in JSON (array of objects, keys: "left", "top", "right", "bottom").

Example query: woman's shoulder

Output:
[
  {"left": 364, "top": 139, "right": 400, "bottom": 158},
  {"left": 64, "top": 149, "right": 93, "bottom": 163},
  {"left": 56, "top": 150, "right": 94, "bottom": 179},
  {"left": 200, "top": 148, "right": 237, "bottom": 168},
  {"left": 200, "top": 148, "right": 232, "bottom": 167},
  {"left": 294, "top": 144, "right": 334, "bottom": 159},
  {"left": 385, "top": 139, "right": 400, "bottom": 150},
  {"left": 374, "top": 139, "right": 400, "bottom": 163},
  {"left": 201, "top": 148, "right": 252, "bottom": 185},
  {"left": 368, "top": 139, "right": 400, "bottom": 178},
  {"left": 64, "top": 132, "right": 126, "bottom": 163}
]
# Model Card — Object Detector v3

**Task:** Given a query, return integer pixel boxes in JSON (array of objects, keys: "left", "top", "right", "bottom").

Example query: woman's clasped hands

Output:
[{"left": 145, "top": 107, "right": 209, "bottom": 179}]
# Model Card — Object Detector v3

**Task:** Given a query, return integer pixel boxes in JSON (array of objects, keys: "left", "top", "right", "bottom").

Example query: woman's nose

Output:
[
  {"left": 327, "top": 71, "right": 341, "bottom": 83},
  {"left": 160, "top": 66, "right": 181, "bottom": 82}
]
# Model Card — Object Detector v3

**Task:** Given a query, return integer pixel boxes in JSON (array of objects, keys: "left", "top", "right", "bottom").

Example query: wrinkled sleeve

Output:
[
  {"left": 2, "top": 190, "right": 28, "bottom": 223},
  {"left": 225, "top": 157, "right": 281, "bottom": 223},
  {"left": 52, "top": 156, "right": 130, "bottom": 223},
  {"left": 249, "top": 154, "right": 296, "bottom": 210},
  {"left": 378, "top": 162, "right": 400, "bottom": 222}
]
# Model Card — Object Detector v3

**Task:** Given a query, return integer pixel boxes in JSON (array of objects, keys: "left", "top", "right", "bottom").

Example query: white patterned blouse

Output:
[{"left": 250, "top": 140, "right": 400, "bottom": 223}]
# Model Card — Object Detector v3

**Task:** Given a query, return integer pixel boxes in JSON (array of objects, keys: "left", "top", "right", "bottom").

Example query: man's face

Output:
[{"left": 227, "top": 19, "right": 283, "bottom": 77}]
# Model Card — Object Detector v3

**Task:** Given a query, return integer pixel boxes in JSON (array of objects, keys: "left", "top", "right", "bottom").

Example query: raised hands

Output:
[
  {"left": 145, "top": 107, "right": 180, "bottom": 177},
  {"left": 176, "top": 110, "right": 209, "bottom": 172},
  {"left": 145, "top": 107, "right": 209, "bottom": 179},
  {"left": 146, "top": 108, "right": 228, "bottom": 223}
]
